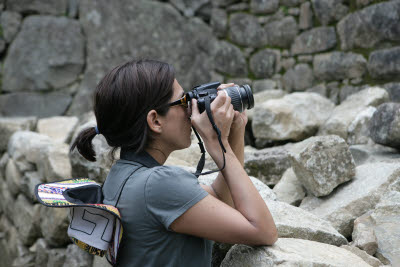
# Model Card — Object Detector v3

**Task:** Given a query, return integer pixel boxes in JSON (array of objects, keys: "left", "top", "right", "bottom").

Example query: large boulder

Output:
[
  {"left": 249, "top": 49, "right": 280, "bottom": 78},
  {"left": 282, "top": 63, "right": 314, "bottom": 91},
  {"left": 7, "top": 0, "right": 68, "bottom": 15},
  {"left": 210, "top": 8, "right": 227, "bottom": 37},
  {"left": 340, "top": 245, "right": 384, "bottom": 267},
  {"left": 3, "top": 16, "right": 84, "bottom": 92},
  {"left": 221, "top": 238, "right": 370, "bottom": 267},
  {"left": 337, "top": 1, "right": 400, "bottom": 50},
  {"left": 229, "top": 13, "right": 267, "bottom": 48},
  {"left": 368, "top": 46, "right": 400, "bottom": 80},
  {"left": 300, "top": 162, "right": 400, "bottom": 237},
  {"left": 70, "top": 0, "right": 218, "bottom": 115},
  {"left": 311, "top": 0, "right": 348, "bottom": 25},
  {"left": 349, "top": 144, "right": 400, "bottom": 166},
  {"left": 0, "top": 117, "right": 36, "bottom": 151},
  {"left": 351, "top": 188, "right": 400, "bottom": 266},
  {"left": 318, "top": 87, "right": 389, "bottom": 139},
  {"left": 0, "top": 92, "right": 72, "bottom": 118},
  {"left": 347, "top": 107, "right": 376, "bottom": 145},
  {"left": 39, "top": 205, "right": 70, "bottom": 247},
  {"left": 264, "top": 16, "right": 298, "bottom": 48},
  {"left": 244, "top": 145, "right": 292, "bottom": 186},
  {"left": 313, "top": 52, "right": 367, "bottom": 81},
  {"left": 252, "top": 92, "right": 335, "bottom": 142},
  {"left": 246, "top": 90, "right": 286, "bottom": 121},
  {"left": 369, "top": 102, "right": 400, "bottom": 149},
  {"left": 37, "top": 116, "right": 79, "bottom": 144},
  {"left": 273, "top": 168, "right": 306, "bottom": 206},
  {"left": 291, "top": 26, "right": 336, "bottom": 55},
  {"left": 383, "top": 82, "right": 400, "bottom": 102},
  {"left": 289, "top": 135, "right": 356, "bottom": 197},
  {"left": 214, "top": 41, "right": 248, "bottom": 77}
]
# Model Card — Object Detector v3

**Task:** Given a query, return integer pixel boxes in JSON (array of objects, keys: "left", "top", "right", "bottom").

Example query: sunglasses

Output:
[{"left": 168, "top": 94, "right": 189, "bottom": 108}]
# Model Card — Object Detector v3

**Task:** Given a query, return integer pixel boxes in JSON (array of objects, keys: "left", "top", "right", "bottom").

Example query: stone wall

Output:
[{"left": 0, "top": 0, "right": 399, "bottom": 118}]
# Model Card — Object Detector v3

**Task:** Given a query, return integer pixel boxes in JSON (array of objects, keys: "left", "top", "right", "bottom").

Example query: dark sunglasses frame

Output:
[{"left": 168, "top": 94, "right": 188, "bottom": 108}]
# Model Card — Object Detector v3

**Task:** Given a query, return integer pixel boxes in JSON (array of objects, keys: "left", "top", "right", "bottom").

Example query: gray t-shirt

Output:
[{"left": 102, "top": 149, "right": 213, "bottom": 267}]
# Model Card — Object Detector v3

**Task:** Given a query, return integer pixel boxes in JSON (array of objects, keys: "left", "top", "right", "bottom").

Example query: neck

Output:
[{"left": 146, "top": 146, "right": 169, "bottom": 165}]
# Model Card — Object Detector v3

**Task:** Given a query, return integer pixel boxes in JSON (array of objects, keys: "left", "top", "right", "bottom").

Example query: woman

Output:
[{"left": 71, "top": 59, "right": 277, "bottom": 266}]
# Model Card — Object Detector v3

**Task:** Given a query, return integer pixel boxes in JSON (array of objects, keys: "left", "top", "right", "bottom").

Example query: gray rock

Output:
[
  {"left": 307, "top": 83, "right": 328, "bottom": 97},
  {"left": 313, "top": 52, "right": 367, "bottom": 81},
  {"left": 349, "top": 144, "right": 400, "bottom": 166},
  {"left": 246, "top": 90, "right": 286, "bottom": 121},
  {"left": 62, "top": 244, "right": 93, "bottom": 267},
  {"left": 298, "top": 55, "right": 313, "bottom": 63},
  {"left": 340, "top": 85, "right": 364, "bottom": 103},
  {"left": 229, "top": 13, "right": 267, "bottom": 48},
  {"left": 352, "top": 190, "right": 400, "bottom": 266},
  {"left": 3, "top": 16, "right": 84, "bottom": 92},
  {"left": 249, "top": 49, "right": 280, "bottom": 78},
  {"left": 0, "top": 178, "right": 14, "bottom": 217},
  {"left": 0, "top": 117, "right": 36, "bottom": 151},
  {"left": 221, "top": 238, "right": 369, "bottom": 267},
  {"left": 91, "top": 256, "right": 111, "bottom": 267},
  {"left": 368, "top": 46, "right": 400, "bottom": 80},
  {"left": 33, "top": 239, "right": 49, "bottom": 267},
  {"left": 282, "top": 63, "right": 314, "bottom": 91},
  {"left": 170, "top": 0, "right": 209, "bottom": 16},
  {"left": 227, "top": 3, "right": 249, "bottom": 12},
  {"left": 7, "top": 0, "right": 68, "bottom": 15},
  {"left": 211, "top": 0, "right": 236, "bottom": 7},
  {"left": 369, "top": 102, "right": 400, "bottom": 149},
  {"left": 337, "top": 1, "right": 400, "bottom": 50},
  {"left": 21, "top": 171, "right": 43, "bottom": 202},
  {"left": 210, "top": 8, "right": 227, "bottom": 37},
  {"left": 300, "top": 162, "right": 400, "bottom": 237},
  {"left": 252, "top": 79, "right": 277, "bottom": 93},
  {"left": 47, "top": 248, "right": 67, "bottom": 267},
  {"left": 280, "top": 0, "right": 300, "bottom": 6},
  {"left": 0, "top": 11, "right": 22, "bottom": 43},
  {"left": 264, "top": 16, "right": 298, "bottom": 48},
  {"left": 37, "top": 116, "right": 79, "bottom": 144},
  {"left": 0, "top": 216, "right": 20, "bottom": 267},
  {"left": 8, "top": 131, "right": 72, "bottom": 182},
  {"left": 250, "top": 0, "right": 279, "bottom": 14},
  {"left": 12, "top": 194, "right": 40, "bottom": 246},
  {"left": 288, "top": 7, "right": 299, "bottom": 16},
  {"left": 290, "top": 135, "right": 356, "bottom": 197},
  {"left": 311, "top": 0, "right": 348, "bottom": 25},
  {"left": 319, "top": 87, "right": 389, "bottom": 139},
  {"left": 39, "top": 205, "right": 70, "bottom": 247},
  {"left": 352, "top": 213, "right": 379, "bottom": 255},
  {"left": 341, "top": 245, "right": 384, "bottom": 267},
  {"left": 252, "top": 92, "right": 334, "bottom": 142},
  {"left": 383, "top": 82, "right": 400, "bottom": 102},
  {"left": 5, "top": 158, "right": 22, "bottom": 197},
  {"left": 299, "top": 1, "right": 313, "bottom": 30},
  {"left": 273, "top": 168, "right": 306, "bottom": 206},
  {"left": 347, "top": 106, "right": 376, "bottom": 145},
  {"left": 214, "top": 41, "right": 248, "bottom": 77},
  {"left": 244, "top": 145, "right": 292, "bottom": 186},
  {"left": 67, "top": 0, "right": 79, "bottom": 18},
  {"left": 74, "top": 0, "right": 217, "bottom": 115},
  {"left": 291, "top": 26, "right": 336, "bottom": 55},
  {"left": 280, "top": 58, "right": 296, "bottom": 71},
  {"left": 268, "top": 201, "right": 348, "bottom": 246}
]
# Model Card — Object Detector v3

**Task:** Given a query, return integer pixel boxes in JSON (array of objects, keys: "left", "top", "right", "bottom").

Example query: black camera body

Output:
[{"left": 187, "top": 82, "right": 254, "bottom": 113}]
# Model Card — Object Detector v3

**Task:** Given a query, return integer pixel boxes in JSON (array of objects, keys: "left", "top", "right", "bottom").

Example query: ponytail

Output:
[{"left": 70, "top": 127, "right": 98, "bottom": 162}]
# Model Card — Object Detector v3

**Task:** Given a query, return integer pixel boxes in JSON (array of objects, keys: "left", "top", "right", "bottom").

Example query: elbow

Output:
[{"left": 259, "top": 229, "right": 278, "bottom": 246}]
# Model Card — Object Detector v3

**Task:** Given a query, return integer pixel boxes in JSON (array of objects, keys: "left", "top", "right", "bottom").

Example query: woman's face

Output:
[{"left": 159, "top": 79, "right": 192, "bottom": 151}]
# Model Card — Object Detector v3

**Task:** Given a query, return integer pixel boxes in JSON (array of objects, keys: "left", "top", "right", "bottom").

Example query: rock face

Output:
[
  {"left": 319, "top": 87, "right": 389, "bottom": 139},
  {"left": 337, "top": 1, "right": 400, "bottom": 50},
  {"left": 249, "top": 49, "right": 280, "bottom": 78},
  {"left": 300, "top": 162, "right": 400, "bottom": 237},
  {"left": 244, "top": 145, "right": 292, "bottom": 186},
  {"left": 369, "top": 103, "right": 400, "bottom": 149},
  {"left": 368, "top": 46, "right": 400, "bottom": 80},
  {"left": 214, "top": 41, "right": 247, "bottom": 77},
  {"left": 289, "top": 135, "right": 356, "bottom": 197},
  {"left": 313, "top": 52, "right": 367, "bottom": 81},
  {"left": 273, "top": 168, "right": 306, "bottom": 206},
  {"left": 282, "top": 63, "right": 314, "bottom": 91},
  {"left": 264, "top": 16, "right": 298, "bottom": 48},
  {"left": 291, "top": 27, "right": 337, "bottom": 55},
  {"left": 3, "top": 16, "right": 85, "bottom": 92},
  {"left": 311, "top": 0, "right": 348, "bottom": 25},
  {"left": 252, "top": 92, "right": 335, "bottom": 142},
  {"left": 37, "top": 116, "right": 79, "bottom": 144},
  {"left": 352, "top": 188, "right": 400, "bottom": 266},
  {"left": 229, "top": 13, "right": 267, "bottom": 48},
  {"left": 0, "top": 117, "right": 36, "bottom": 151},
  {"left": 221, "top": 238, "right": 371, "bottom": 267}
]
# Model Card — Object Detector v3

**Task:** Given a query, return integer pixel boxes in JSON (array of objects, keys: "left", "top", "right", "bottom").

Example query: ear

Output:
[{"left": 147, "top": 110, "right": 163, "bottom": 134}]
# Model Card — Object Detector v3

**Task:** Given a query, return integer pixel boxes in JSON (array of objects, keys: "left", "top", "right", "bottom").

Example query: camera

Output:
[{"left": 187, "top": 82, "right": 254, "bottom": 113}]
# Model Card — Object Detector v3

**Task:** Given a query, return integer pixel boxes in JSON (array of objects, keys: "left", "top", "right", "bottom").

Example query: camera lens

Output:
[{"left": 222, "top": 84, "right": 254, "bottom": 112}]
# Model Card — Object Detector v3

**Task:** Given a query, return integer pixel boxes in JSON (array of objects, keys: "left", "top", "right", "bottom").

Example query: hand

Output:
[{"left": 190, "top": 91, "right": 234, "bottom": 145}]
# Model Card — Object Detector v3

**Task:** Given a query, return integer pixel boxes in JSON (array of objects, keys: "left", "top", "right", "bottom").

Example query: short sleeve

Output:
[{"left": 145, "top": 166, "right": 208, "bottom": 231}]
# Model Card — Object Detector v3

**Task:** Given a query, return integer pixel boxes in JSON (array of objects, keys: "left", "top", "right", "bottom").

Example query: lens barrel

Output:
[{"left": 222, "top": 85, "right": 254, "bottom": 113}]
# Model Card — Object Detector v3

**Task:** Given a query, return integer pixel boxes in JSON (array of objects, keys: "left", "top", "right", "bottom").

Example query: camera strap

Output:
[{"left": 193, "top": 96, "right": 226, "bottom": 177}]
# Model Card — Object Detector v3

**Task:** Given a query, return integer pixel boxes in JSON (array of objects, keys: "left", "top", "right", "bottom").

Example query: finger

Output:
[
  {"left": 222, "top": 91, "right": 232, "bottom": 112},
  {"left": 191, "top": 99, "right": 200, "bottom": 116},
  {"left": 211, "top": 91, "right": 227, "bottom": 110},
  {"left": 227, "top": 104, "right": 235, "bottom": 120},
  {"left": 217, "top": 83, "right": 234, "bottom": 90}
]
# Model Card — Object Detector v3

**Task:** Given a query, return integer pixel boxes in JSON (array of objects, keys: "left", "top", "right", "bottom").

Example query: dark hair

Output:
[{"left": 70, "top": 59, "right": 175, "bottom": 162}]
